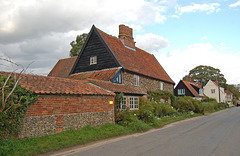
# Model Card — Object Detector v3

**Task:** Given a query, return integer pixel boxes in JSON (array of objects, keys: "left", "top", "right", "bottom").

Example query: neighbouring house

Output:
[
  {"left": 49, "top": 24, "right": 175, "bottom": 109},
  {"left": 174, "top": 80, "right": 204, "bottom": 100},
  {"left": 225, "top": 90, "right": 233, "bottom": 106},
  {"left": 204, "top": 80, "right": 225, "bottom": 103},
  {"left": 1, "top": 71, "right": 115, "bottom": 138}
]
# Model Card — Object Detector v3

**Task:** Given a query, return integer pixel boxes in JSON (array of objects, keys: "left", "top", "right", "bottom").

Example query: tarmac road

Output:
[{"left": 49, "top": 107, "right": 240, "bottom": 156}]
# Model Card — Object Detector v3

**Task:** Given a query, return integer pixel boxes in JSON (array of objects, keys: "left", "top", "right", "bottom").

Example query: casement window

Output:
[
  {"left": 160, "top": 82, "right": 164, "bottom": 90},
  {"left": 112, "top": 72, "right": 122, "bottom": 84},
  {"left": 129, "top": 97, "right": 139, "bottom": 110},
  {"left": 211, "top": 89, "right": 215, "bottom": 94},
  {"left": 178, "top": 89, "right": 185, "bottom": 95},
  {"left": 134, "top": 75, "right": 139, "bottom": 86},
  {"left": 90, "top": 56, "right": 97, "bottom": 65},
  {"left": 116, "top": 96, "right": 127, "bottom": 110},
  {"left": 199, "top": 89, "right": 204, "bottom": 96}
]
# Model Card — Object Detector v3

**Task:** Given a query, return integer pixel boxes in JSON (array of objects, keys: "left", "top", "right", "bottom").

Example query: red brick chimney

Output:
[
  {"left": 188, "top": 74, "right": 192, "bottom": 82},
  {"left": 118, "top": 24, "right": 135, "bottom": 50}
]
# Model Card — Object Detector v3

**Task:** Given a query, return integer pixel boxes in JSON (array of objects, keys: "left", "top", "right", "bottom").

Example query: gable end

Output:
[{"left": 70, "top": 25, "right": 121, "bottom": 75}]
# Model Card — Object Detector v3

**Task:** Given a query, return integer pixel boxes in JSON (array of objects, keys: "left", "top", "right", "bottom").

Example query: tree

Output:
[
  {"left": 183, "top": 65, "right": 227, "bottom": 88},
  {"left": 69, "top": 33, "right": 88, "bottom": 57},
  {"left": 226, "top": 84, "right": 240, "bottom": 99},
  {"left": 0, "top": 58, "right": 38, "bottom": 139}
]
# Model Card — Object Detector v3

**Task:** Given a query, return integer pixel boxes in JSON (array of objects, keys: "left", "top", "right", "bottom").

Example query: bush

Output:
[
  {"left": 173, "top": 96, "right": 195, "bottom": 112},
  {"left": 172, "top": 96, "right": 205, "bottom": 113},
  {"left": 116, "top": 111, "right": 150, "bottom": 132},
  {"left": 0, "top": 74, "right": 38, "bottom": 140}
]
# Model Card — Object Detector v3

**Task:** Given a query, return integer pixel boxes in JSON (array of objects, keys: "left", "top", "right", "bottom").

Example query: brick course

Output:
[{"left": 19, "top": 94, "right": 115, "bottom": 138}]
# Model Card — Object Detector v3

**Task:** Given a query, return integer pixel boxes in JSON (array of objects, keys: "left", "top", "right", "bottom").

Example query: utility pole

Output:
[{"left": 217, "top": 74, "right": 221, "bottom": 103}]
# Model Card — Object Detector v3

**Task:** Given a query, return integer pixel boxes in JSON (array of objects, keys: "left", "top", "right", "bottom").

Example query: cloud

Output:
[
  {"left": 229, "top": 1, "right": 240, "bottom": 7},
  {"left": 0, "top": 0, "right": 167, "bottom": 44},
  {"left": 175, "top": 3, "right": 220, "bottom": 15},
  {"left": 0, "top": 0, "right": 168, "bottom": 75},
  {"left": 154, "top": 42, "right": 240, "bottom": 84},
  {"left": 201, "top": 36, "right": 207, "bottom": 40},
  {"left": 135, "top": 33, "right": 169, "bottom": 52}
]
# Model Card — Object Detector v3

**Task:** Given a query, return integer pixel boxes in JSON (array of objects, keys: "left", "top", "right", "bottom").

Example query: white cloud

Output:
[
  {"left": 175, "top": 3, "right": 220, "bottom": 15},
  {"left": 229, "top": 1, "right": 240, "bottom": 7},
  {"left": 135, "top": 33, "right": 169, "bottom": 52},
  {"left": 154, "top": 42, "right": 240, "bottom": 84},
  {"left": 201, "top": 36, "right": 207, "bottom": 40},
  {"left": 0, "top": 0, "right": 167, "bottom": 43},
  {"left": 0, "top": 0, "right": 168, "bottom": 75}
]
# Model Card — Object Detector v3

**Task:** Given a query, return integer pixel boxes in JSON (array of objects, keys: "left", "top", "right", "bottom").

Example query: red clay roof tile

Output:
[
  {"left": 89, "top": 79, "right": 144, "bottom": 95},
  {"left": 68, "top": 68, "right": 120, "bottom": 81},
  {"left": 1, "top": 71, "right": 114, "bottom": 96},
  {"left": 96, "top": 28, "right": 175, "bottom": 84},
  {"left": 48, "top": 56, "right": 77, "bottom": 78},
  {"left": 182, "top": 80, "right": 200, "bottom": 97}
]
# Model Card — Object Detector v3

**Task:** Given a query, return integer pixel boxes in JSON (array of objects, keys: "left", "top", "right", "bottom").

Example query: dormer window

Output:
[
  {"left": 111, "top": 71, "right": 122, "bottom": 84},
  {"left": 90, "top": 56, "right": 97, "bottom": 65}
]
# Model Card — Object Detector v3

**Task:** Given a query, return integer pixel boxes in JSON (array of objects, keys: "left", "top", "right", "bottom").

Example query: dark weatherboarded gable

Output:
[{"left": 70, "top": 26, "right": 120, "bottom": 74}]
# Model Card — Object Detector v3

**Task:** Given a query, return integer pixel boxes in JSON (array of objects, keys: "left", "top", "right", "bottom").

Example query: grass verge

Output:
[{"left": 0, "top": 112, "right": 201, "bottom": 156}]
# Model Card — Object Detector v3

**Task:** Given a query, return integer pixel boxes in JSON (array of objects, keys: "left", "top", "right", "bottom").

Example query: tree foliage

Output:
[
  {"left": 0, "top": 74, "right": 38, "bottom": 139},
  {"left": 69, "top": 33, "right": 88, "bottom": 57},
  {"left": 183, "top": 65, "right": 227, "bottom": 87},
  {"left": 226, "top": 84, "right": 240, "bottom": 99}
]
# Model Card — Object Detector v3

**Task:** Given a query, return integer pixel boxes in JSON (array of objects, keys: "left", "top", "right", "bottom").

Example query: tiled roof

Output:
[
  {"left": 0, "top": 71, "right": 114, "bottom": 96},
  {"left": 96, "top": 28, "right": 175, "bottom": 84},
  {"left": 48, "top": 56, "right": 77, "bottom": 78},
  {"left": 224, "top": 90, "right": 232, "bottom": 95},
  {"left": 89, "top": 79, "right": 145, "bottom": 95},
  {"left": 182, "top": 80, "right": 200, "bottom": 97},
  {"left": 212, "top": 81, "right": 219, "bottom": 87},
  {"left": 69, "top": 68, "right": 120, "bottom": 81}
]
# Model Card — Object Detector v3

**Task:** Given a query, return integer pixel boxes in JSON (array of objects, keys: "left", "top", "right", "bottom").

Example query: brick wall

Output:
[
  {"left": 19, "top": 94, "right": 115, "bottom": 138},
  {"left": 123, "top": 71, "right": 174, "bottom": 94}
]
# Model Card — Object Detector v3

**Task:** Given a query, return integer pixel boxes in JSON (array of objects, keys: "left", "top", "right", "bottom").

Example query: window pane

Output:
[{"left": 134, "top": 75, "right": 139, "bottom": 86}]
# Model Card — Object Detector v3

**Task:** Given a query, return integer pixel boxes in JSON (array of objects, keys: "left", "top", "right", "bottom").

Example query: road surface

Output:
[{"left": 50, "top": 107, "right": 240, "bottom": 156}]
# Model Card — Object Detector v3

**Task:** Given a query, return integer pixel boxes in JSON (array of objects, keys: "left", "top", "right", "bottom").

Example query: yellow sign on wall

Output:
[{"left": 109, "top": 101, "right": 113, "bottom": 104}]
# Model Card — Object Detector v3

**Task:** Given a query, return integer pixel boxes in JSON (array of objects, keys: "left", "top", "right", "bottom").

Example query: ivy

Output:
[
  {"left": 0, "top": 74, "right": 38, "bottom": 140},
  {"left": 147, "top": 90, "right": 176, "bottom": 105}
]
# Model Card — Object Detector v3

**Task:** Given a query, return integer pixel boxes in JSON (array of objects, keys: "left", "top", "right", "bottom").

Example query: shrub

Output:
[
  {"left": 173, "top": 96, "right": 195, "bottom": 112},
  {"left": 0, "top": 74, "right": 38, "bottom": 139}
]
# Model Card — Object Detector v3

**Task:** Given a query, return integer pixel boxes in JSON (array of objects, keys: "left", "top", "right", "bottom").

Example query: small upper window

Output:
[
  {"left": 134, "top": 75, "right": 139, "bottom": 86},
  {"left": 90, "top": 56, "right": 97, "bottom": 65},
  {"left": 211, "top": 89, "right": 215, "bottom": 94},
  {"left": 178, "top": 89, "right": 185, "bottom": 95},
  {"left": 160, "top": 82, "right": 164, "bottom": 90}
]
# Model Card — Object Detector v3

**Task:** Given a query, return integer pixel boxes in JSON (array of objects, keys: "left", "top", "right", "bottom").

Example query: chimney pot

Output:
[{"left": 118, "top": 24, "right": 135, "bottom": 49}]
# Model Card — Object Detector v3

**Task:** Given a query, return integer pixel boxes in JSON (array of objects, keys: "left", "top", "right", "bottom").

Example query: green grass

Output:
[{"left": 0, "top": 112, "right": 201, "bottom": 156}]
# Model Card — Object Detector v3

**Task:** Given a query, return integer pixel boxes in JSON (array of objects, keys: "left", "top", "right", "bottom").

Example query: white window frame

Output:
[
  {"left": 178, "top": 89, "right": 185, "bottom": 95},
  {"left": 129, "top": 96, "right": 139, "bottom": 110},
  {"left": 117, "top": 96, "right": 127, "bottom": 110},
  {"left": 160, "top": 82, "right": 164, "bottom": 90},
  {"left": 134, "top": 75, "right": 139, "bottom": 86},
  {"left": 90, "top": 56, "right": 97, "bottom": 65}
]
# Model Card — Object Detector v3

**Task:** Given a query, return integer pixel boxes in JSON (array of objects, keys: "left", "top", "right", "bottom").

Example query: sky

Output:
[{"left": 0, "top": 0, "right": 240, "bottom": 85}]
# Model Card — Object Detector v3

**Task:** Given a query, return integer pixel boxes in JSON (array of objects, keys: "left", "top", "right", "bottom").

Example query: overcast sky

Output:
[{"left": 0, "top": 0, "right": 240, "bottom": 85}]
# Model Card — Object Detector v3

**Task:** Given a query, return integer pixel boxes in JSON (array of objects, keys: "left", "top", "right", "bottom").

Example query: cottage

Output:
[
  {"left": 49, "top": 24, "right": 175, "bottom": 108},
  {"left": 204, "top": 80, "right": 225, "bottom": 103},
  {"left": 174, "top": 80, "right": 204, "bottom": 100},
  {"left": 225, "top": 90, "right": 233, "bottom": 106}
]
